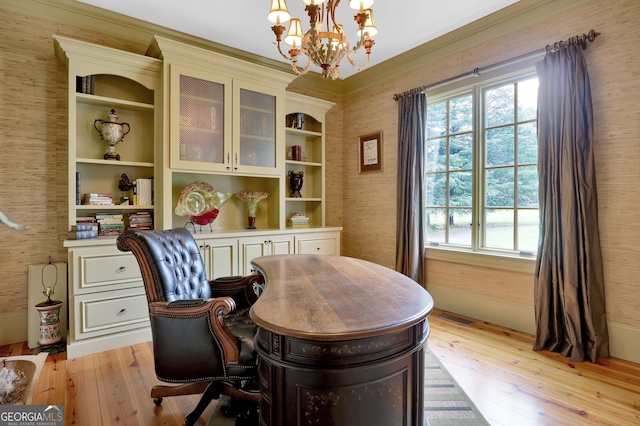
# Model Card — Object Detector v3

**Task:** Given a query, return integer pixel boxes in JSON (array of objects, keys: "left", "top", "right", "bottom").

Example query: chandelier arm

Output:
[
  {"left": 350, "top": 30, "right": 367, "bottom": 53},
  {"left": 292, "top": 57, "right": 313, "bottom": 77},
  {"left": 345, "top": 50, "right": 371, "bottom": 70},
  {"left": 274, "top": 41, "right": 297, "bottom": 61}
]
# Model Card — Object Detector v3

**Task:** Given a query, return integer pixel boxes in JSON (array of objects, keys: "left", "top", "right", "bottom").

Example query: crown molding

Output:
[
  {"left": 341, "top": 0, "right": 591, "bottom": 95},
  {"left": 1, "top": 0, "right": 304, "bottom": 77},
  {"left": 2, "top": 0, "right": 593, "bottom": 98}
]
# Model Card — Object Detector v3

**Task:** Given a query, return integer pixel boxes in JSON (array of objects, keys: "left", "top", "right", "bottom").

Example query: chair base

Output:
[
  {"left": 184, "top": 381, "right": 260, "bottom": 426},
  {"left": 150, "top": 380, "right": 259, "bottom": 426}
]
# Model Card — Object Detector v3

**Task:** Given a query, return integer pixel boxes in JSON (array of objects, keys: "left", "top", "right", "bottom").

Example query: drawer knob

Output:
[
  {"left": 117, "top": 308, "right": 127, "bottom": 316},
  {"left": 116, "top": 266, "right": 126, "bottom": 273}
]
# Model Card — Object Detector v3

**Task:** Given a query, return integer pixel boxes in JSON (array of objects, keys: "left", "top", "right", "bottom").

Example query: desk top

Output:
[{"left": 250, "top": 254, "right": 433, "bottom": 341}]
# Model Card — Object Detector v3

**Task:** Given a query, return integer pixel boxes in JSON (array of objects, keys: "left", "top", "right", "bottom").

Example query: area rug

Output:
[
  {"left": 424, "top": 347, "right": 490, "bottom": 425},
  {"left": 208, "top": 349, "right": 489, "bottom": 426},
  {"left": 0, "top": 352, "right": 48, "bottom": 405}
]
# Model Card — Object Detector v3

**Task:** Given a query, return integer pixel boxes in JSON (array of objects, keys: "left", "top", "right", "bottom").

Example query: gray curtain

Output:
[
  {"left": 395, "top": 92, "right": 426, "bottom": 284},
  {"left": 533, "top": 43, "right": 609, "bottom": 362}
]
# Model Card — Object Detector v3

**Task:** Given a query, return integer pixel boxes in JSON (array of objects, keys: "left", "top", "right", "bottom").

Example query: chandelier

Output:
[{"left": 267, "top": 0, "right": 378, "bottom": 80}]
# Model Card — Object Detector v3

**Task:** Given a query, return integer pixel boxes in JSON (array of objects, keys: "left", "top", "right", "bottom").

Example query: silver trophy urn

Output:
[{"left": 94, "top": 109, "right": 130, "bottom": 160}]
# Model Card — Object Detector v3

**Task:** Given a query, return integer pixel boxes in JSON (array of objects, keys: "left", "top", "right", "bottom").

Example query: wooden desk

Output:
[{"left": 250, "top": 254, "right": 434, "bottom": 426}]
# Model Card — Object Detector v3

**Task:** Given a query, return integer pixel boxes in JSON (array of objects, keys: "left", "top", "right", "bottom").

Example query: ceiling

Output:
[{"left": 76, "top": 0, "right": 522, "bottom": 79}]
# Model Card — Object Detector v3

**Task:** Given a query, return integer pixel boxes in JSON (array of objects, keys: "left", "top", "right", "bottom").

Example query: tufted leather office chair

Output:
[{"left": 116, "top": 228, "right": 262, "bottom": 426}]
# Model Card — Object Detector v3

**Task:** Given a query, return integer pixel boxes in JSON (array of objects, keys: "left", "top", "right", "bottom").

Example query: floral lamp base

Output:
[{"left": 34, "top": 300, "right": 63, "bottom": 346}]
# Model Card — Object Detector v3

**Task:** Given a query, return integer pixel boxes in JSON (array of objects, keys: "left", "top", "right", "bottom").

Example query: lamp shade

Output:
[
  {"left": 356, "top": 9, "right": 378, "bottom": 38},
  {"left": 268, "top": 0, "right": 291, "bottom": 24},
  {"left": 349, "top": 0, "right": 374, "bottom": 10},
  {"left": 284, "top": 18, "right": 304, "bottom": 47}
]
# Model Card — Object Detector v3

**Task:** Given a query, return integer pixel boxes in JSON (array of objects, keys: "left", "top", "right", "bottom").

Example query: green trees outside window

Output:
[{"left": 425, "top": 75, "right": 539, "bottom": 253}]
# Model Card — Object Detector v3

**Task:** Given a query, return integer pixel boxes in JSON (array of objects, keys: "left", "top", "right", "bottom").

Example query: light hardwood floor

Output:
[{"left": 3, "top": 308, "right": 640, "bottom": 425}]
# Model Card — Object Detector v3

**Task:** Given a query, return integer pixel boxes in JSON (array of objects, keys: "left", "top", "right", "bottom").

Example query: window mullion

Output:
[{"left": 473, "top": 84, "right": 483, "bottom": 251}]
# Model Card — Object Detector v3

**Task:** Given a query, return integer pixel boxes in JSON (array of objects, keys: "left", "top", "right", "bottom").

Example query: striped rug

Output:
[{"left": 424, "top": 348, "right": 490, "bottom": 425}]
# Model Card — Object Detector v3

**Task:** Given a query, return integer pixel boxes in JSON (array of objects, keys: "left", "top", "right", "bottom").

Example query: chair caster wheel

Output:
[{"left": 153, "top": 397, "right": 163, "bottom": 406}]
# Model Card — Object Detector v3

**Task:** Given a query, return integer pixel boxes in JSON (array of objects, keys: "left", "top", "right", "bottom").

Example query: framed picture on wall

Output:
[{"left": 359, "top": 131, "right": 383, "bottom": 173}]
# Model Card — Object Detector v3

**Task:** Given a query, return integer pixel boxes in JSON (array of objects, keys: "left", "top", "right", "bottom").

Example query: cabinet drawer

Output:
[
  {"left": 74, "top": 288, "right": 149, "bottom": 340},
  {"left": 80, "top": 253, "right": 141, "bottom": 289},
  {"left": 297, "top": 238, "right": 337, "bottom": 255}
]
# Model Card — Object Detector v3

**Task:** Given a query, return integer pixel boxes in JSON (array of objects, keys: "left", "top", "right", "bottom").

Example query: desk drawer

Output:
[{"left": 73, "top": 287, "right": 149, "bottom": 340}]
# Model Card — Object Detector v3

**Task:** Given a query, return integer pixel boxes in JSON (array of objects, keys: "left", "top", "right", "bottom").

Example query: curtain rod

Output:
[{"left": 393, "top": 29, "right": 601, "bottom": 101}]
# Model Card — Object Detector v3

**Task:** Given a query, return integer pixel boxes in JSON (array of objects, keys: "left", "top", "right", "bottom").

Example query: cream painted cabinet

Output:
[
  {"left": 239, "top": 234, "right": 295, "bottom": 276},
  {"left": 294, "top": 230, "right": 341, "bottom": 255},
  {"left": 56, "top": 36, "right": 160, "bottom": 358},
  {"left": 285, "top": 93, "right": 335, "bottom": 228},
  {"left": 169, "top": 65, "right": 282, "bottom": 176},
  {"left": 54, "top": 35, "right": 162, "bottom": 230},
  {"left": 65, "top": 241, "right": 151, "bottom": 358},
  {"left": 150, "top": 36, "right": 294, "bottom": 231},
  {"left": 169, "top": 65, "right": 231, "bottom": 172},
  {"left": 196, "top": 236, "right": 239, "bottom": 280}
]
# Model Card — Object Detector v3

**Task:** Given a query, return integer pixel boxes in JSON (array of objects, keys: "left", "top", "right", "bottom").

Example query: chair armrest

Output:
[
  {"left": 209, "top": 273, "right": 264, "bottom": 309},
  {"left": 149, "top": 296, "right": 241, "bottom": 363}
]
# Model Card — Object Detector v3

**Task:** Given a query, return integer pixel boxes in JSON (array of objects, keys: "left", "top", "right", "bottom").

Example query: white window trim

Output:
[
  {"left": 424, "top": 60, "right": 540, "bottom": 274},
  {"left": 425, "top": 245, "right": 535, "bottom": 274}
]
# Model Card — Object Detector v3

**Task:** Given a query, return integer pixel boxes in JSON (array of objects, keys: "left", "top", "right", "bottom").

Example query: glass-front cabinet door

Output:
[
  {"left": 234, "top": 80, "right": 283, "bottom": 176},
  {"left": 170, "top": 65, "right": 232, "bottom": 172},
  {"left": 170, "top": 66, "right": 283, "bottom": 175}
]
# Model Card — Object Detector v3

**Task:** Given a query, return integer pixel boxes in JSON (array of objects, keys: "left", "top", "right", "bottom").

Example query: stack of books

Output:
[
  {"left": 289, "top": 213, "right": 310, "bottom": 228},
  {"left": 127, "top": 211, "right": 153, "bottom": 230},
  {"left": 132, "top": 178, "right": 153, "bottom": 206},
  {"left": 69, "top": 217, "right": 99, "bottom": 240},
  {"left": 76, "top": 75, "right": 95, "bottom": 94},
  {"left": 96, "top": 212, "right": 125, "bottom": 236},
  {"left": 82, "top": 193, "right": 113, "bottom": 205}
]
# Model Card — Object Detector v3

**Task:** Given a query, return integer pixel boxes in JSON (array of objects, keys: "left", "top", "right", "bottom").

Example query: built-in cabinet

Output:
[
  {"left": 64, "top": 239, "right": 151, "bottom": 358},
  {"left": 169, "top": 65, "right": 282, "bottom": 176},
  {"left": 149, "top": 36, "right": 293, "bottom": 231},
  {"left": 57, "top": 35, "right": 340, "bottom": 357},
  {"left": 239, "top": 234, "right": 295, "bottom": 276},
  {"left": 54, "top": 36, "right": 162, "bottom": 229},
  {"left": 56, "top": 36, "right": 161, "bottom": 358},
  {"left": 194, "top": 228, "right": 341, "bottom": 280},
  {"left": 285, "top": 93, "right": 335, "bottom": 228}
]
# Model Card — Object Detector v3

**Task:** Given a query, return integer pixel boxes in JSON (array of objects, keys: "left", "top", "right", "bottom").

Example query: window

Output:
[{"left": 425, "top": 72, "right": 539, "bottom": 257}]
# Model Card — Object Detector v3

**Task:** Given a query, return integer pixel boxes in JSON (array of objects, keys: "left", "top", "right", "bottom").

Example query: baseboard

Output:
[
  {"left": 0, "top": 310, "right": 29, "bottom": 346},
  {"left": 608, "top": 321, "right": 640, "bottom": 364},
  {"left": 426, "top": 284, "right": 536, "bottom": 335},
  {"left": 67, "top": 327, "right": 152, "bottom": 359},
  {"left": 426, "top": 284, "right": 640, "bottom": 364}
]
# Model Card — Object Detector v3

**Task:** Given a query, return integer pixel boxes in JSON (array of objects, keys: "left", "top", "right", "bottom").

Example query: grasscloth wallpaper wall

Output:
[
  {"left": 1, "top": 0, "right": 639, "bottom": 362},
  {"left": 335, "top": 0, "right": 640, "bottom": 356},
  {"left": 0, "top": 10, "right": 152, "bottom": 342}
]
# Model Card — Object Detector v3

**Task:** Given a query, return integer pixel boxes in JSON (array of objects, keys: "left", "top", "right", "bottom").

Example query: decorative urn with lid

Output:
[{"left": 94, "top": 109, "right": 130, "bottom": 160}]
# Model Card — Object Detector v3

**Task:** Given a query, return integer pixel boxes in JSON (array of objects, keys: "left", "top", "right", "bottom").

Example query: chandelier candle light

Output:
[{"left": 268, "top": 0, "right": 378, "bottom": 79}]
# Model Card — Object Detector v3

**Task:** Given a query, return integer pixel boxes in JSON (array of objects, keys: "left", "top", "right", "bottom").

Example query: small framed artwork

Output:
[{"left": 359, "top": 131, "right": 383, "bottom": 173}]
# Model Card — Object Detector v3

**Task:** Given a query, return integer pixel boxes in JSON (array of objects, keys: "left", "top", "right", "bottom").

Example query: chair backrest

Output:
[{"left": 117, "top": 228, "right": 211, "bottom": 303}]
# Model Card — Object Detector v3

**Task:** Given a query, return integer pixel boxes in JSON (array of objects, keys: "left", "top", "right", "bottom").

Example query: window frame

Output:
[{"left": 424, "top": 63, "right": 539, "bottom": 273}]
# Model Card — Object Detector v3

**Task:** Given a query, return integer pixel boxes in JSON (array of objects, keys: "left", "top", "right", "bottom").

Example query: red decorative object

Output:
[{"left": 191, "top": 208, "right": 219, "bottom": 226}]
